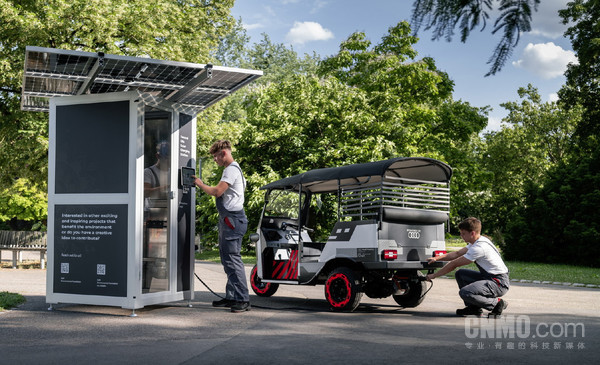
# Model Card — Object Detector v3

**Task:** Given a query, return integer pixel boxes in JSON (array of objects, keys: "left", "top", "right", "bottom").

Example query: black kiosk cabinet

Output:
[{"left": 21, "top": 46, "right": 261, "bottom": 311}]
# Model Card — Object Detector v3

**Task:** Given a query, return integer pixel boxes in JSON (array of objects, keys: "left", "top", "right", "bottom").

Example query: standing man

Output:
[
  {"left": 193, "top": 140, "right": 250, "bottom": 313},
  {"left": 426, "top": 217, "right": 510, "bottom": 317}
]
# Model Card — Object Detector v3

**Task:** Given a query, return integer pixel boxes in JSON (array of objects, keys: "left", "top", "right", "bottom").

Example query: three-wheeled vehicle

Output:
[{"left": 249, "top": 157, "right": 452, "bottom": 311}]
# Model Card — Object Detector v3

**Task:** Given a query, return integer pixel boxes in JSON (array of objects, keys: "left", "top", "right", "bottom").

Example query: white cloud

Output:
[
  {"left": 244, "top": 22, "right": 264, "bottom": 31},
  {"left": 548, "top": 93, "right": 559, "bottom": 102},
  {"left": 485, "top": 116, "right": 504, "bottom": 132},
  {"left": 512, "top": 42, "right": 577, "bottom": 79},
  {"left": 285, "top": 21, "right": 334, "bottom": 45}
]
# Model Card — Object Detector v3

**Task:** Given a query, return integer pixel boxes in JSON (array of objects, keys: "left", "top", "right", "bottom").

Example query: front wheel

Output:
[
  {"left": 250, "top": 265, "right": 279, "bottom": 297},
  {"left": 324, "top": 267, "right": 363, "bottom": 312}
]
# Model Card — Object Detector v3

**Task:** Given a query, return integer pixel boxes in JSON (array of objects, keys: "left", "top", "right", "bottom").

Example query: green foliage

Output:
[
  {"left": 318, "top": 22, "right": 488, "bottom": 228},
  {"left": 467, "top": 85, "right": 580, "bottom": 237},
  {"left": 0, "top": 178, "right": 47, "bottom": 226},
  {"left": 503, "top": 150, "right": 600, "bottom": 267},
  {"left": 500, "top": 1, "right": 600, "bottom": 267},
  {"left": 411, "top": 0, "right": 540, "bottom": 76},
  {"left": 235, "top": 75, "right": 382, "bottom": 245},
  {"left": 229, "top": 22, "right": 487, "bottom": 244},
  {"left": 212, "top": 23, "right": 320, "bottom": 81},
  {"left": 0, "top": 0, "right": 236, "bottom": 225},
  {"left": 0, "top": 291, "right": 26, "bottom": 311},
  {"left": 558, "top": 0, "right": 600, "bottom": 149},
  {"left": 246, "top": 34, "right": 320, "bottom": 83}
]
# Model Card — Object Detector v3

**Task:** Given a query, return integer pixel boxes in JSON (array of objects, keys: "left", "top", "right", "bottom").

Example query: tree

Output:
[
  {"left": 501, "top": 0, "right": 600, "bottom": 267},
  {"left": 471, "top": 85, "right": 580, "bottom": 238},
  {"left": 197, "top": 33, "right": 321, "bottom": 246},
  {"left": 0, "top": 0, "right": 236, "bottom": 228},
  {"left": 318, "top": 22, "right": 488, "bottom": 226},
  {"left": 558, "top": 0, "right": 600, "bottom": 148},
  {"left": 317, "top": 22, "right": 486, "bottom": 158},
  {"left": 229, "top": 22, "right": 488, "bottom": 242},
  {"left": 0, "top": 178, "right": 47, "bottom": 230},
  {"left": 502, "top": 150, "right": 600, "bottom": 267},
  {"left": 211, "top": 17, "right": 251, "bottom": 68},
  {"left": 411, "top": 0, "right": 540, "bottom": 76}
]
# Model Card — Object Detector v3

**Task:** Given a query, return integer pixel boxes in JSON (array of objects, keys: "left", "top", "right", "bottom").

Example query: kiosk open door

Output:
[{"left": 21, "top": 46, "right": 262, "bottom": 311}]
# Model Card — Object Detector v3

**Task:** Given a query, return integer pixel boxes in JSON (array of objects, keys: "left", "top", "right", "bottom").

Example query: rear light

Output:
[
  {"left": 382, "top": 249, "right": 398, "bottom": 260},
  {"left": 433, "top": 250, "right": 447, "bottom": 257}
]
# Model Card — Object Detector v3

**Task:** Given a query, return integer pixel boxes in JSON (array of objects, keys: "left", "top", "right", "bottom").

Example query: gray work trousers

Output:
[
  {"left": 455, "top": 269, "right": 509, "bottom": 311},
  {"left": 217, "top": 209, "right": 250, "bottom": 302}
]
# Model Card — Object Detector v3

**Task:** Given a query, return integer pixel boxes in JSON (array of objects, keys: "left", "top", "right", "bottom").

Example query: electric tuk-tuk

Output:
[{"left": 249, "top": 157, "right": 452, "bottom": 311}]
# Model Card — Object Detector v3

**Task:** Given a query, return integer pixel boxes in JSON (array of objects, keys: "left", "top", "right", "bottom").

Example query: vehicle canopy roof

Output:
[{"left": 260, "top": 157, "right": 452, "bottom": 193}]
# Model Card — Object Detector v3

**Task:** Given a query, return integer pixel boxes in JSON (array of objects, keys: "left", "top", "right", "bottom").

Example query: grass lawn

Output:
[
  {"left": 504, "top": 261, "right": 600, "bottom": 285},
  {"left": 196, "top": 248, "right": 600, "bottom": 286},
  {"left": 196, "top": 249, "right": 256, "bottom": 265},
  {"left": 0, "top": 291, "right": 25, "bottom": 311},
  {"left": 444, "top": 235, "right": 600, "bottom": 285}
]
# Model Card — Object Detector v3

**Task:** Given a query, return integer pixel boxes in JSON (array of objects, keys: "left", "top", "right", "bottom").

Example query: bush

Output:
[{"left": 503, "top": 151, "right": 600, "bottom": 267}]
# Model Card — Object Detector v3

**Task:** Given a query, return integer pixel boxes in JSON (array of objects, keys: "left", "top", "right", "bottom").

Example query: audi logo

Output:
[{"left": 407, "top": 230, "right": 421, "bottom": 239}]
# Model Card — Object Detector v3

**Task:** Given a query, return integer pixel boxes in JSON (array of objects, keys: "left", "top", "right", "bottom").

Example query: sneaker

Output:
[
  {"left": 489, "top": 299, "right": 508, "bottom": 317},
  {"left": 212, "top": 298, "right": 235, "bottom": 307},
  {"left": 456, "top": 306, "right": 483, "bottom": 316},
  {"left": 230, "top": 301, "right": 251, "bottom": 313}
]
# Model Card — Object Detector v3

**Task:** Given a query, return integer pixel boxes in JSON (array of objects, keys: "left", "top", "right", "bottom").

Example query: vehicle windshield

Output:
[{"left": 264, "top": 189, "right": 306, "bottom": 219}]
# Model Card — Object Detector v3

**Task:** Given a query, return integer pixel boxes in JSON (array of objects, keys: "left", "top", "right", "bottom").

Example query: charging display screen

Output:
[{"left": 180, "top": 167, "right": 196, "bottom": 187}]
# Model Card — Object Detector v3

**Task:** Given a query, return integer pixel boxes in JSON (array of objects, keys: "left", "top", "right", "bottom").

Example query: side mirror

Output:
[{"left": 249, "top": 233, "right": 260, "bottom": 243}]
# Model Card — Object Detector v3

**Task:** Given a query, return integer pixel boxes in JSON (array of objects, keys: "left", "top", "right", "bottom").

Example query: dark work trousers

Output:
[
  {"left": 455, "top": 267, "right": 509, "bottom": 311},
  {"left": 216, "top": 196, "right": 249, "bottom": 302}
]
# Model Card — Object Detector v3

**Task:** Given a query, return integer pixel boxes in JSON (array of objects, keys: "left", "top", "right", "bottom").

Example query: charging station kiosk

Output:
[{"left": 21, "top": 46, "right": 261, "bottom": 311}]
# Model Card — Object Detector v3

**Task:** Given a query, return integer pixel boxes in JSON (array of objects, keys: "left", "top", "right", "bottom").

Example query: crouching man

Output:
[{"left": 426, "top": 217, "right": 509, "bottom": 317}]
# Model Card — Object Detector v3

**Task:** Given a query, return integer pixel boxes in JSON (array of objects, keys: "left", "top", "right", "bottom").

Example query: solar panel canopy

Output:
[{"left": 21, "top": 46, "right": 262, "bottom": 112}]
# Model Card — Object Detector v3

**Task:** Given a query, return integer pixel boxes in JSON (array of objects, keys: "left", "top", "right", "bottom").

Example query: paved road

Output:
[{"left": 0, "top": 262, "right": 598, "bottom": 364}]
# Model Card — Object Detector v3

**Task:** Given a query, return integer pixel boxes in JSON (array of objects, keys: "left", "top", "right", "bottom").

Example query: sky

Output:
[{"left": 231, "top": 0, "right": 576, "bottom": 132}]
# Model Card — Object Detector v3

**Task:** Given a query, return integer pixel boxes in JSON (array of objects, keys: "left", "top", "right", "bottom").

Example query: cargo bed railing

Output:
[{"left": 340, "top": 176, "right": 450, "bottom": 222}]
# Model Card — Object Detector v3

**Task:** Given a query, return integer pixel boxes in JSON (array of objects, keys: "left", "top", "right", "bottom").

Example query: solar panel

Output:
[{"left": 21, "top": 46, "right": 262, "bottom": 112}]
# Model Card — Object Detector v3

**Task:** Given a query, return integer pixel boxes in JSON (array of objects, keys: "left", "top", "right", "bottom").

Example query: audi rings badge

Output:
[{"left": 407, "top": 229, "right": 421, "bottom": 240}]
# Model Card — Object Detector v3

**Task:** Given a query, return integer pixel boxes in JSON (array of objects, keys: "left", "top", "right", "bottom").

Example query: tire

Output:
[
  {"left": 250, "top": 265, "right": 279, "bottom": 297},
  {"left": 392, "top": 271, "right": 427, "bottom": 308},
  {"left": 324, "top": 267, "right": 363, "bottom": 312}
]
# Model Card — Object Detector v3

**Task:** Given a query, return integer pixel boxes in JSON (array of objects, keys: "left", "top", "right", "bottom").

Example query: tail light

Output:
[
  {"left": 382, "top": 249, "right": 398, "bottom": 260},
  {"left": 433, "top": 250, "right": 447, "bottom": 257}
]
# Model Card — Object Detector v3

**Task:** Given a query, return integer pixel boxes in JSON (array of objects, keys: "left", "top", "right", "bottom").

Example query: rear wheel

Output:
[
  {"left": 250, "top": 265, "right": 279, "bottom": 297},
  {"left": 324, "top": 267, "right": 363, "bottom": 312},
  {"left": 393, "top": 271, "right": 427, "bottom": 308}
]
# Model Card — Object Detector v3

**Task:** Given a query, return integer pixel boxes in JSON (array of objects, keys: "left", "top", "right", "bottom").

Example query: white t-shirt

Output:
[
  {"left": 220, "top": 162, "right": 245, "bottom": 212},
  {"left": 463, "top": 236, "right": 508, "bottom": 275}
]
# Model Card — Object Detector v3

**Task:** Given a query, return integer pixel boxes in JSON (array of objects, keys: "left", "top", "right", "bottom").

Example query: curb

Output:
[
  {"left": 510, "top": 278, "right": 598, "bottom": 289},
  {"left": 439, "top": 276, "right": 599, "bottom": 289}
]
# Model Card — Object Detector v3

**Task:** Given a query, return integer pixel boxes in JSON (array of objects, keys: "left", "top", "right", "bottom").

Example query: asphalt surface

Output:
[{"left": 1, "top": 261, "right": 598, "bottom": 364}]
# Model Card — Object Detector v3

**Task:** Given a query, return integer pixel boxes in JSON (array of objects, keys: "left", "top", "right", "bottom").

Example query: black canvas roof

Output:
[{"left": 260, "top": 157, "right": 452, "bottom": 193}]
